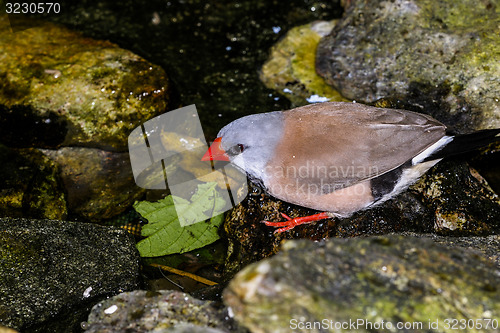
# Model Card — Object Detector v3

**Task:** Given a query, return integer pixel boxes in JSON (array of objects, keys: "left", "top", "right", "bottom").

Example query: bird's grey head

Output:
[{"left": 217, "top": 111, "right": 284, "bottom": 179}]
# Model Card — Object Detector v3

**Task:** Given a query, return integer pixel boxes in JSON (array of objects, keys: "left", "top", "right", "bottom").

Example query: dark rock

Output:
[
  {"left": 224, "top": 235, "right": 500, "bottom": 333},
  {"left": 316, "top": 0, "right": 500, "bottom": 132},
  {"left": 0, "top": 143, "right": 145, "bottom": 222},
  {"left": 469, "top": 142, "right": 500, "bottom": 196},
  {"left": 0, "top": 218, "right": 140, "bottom": 330},
  {"left": 84, "top": 290, "right": 245, "bottom": 333},
  {"left": 410, "top": 161, "right": 500, "bottom": 234},
  {"left": 0, "top": 145, "right": 67, "bottom": 220},
  {"left": 400, "top": 232, "right": 500, "bottom": 268},
  {"left": 40, "top": 147, "right": 145, "bottom": 221}
]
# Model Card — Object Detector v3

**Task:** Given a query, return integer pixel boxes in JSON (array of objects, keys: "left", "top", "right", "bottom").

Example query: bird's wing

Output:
[{"left": 265, "top": 102, "right": 446, "bottom": 193}]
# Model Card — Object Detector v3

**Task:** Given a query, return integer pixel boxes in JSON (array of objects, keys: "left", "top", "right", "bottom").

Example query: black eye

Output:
[{"left": 226, "top": 144, "right": 244, "bottom": 156}]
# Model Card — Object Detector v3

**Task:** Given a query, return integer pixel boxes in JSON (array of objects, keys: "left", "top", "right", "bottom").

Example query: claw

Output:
[{"left": 262, "top": 212, "right": 331, "bottom": 233}]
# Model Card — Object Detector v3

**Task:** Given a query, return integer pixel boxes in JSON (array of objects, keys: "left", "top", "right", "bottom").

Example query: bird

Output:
[{"left": 202, "top": 102, "right": 500, "bottom": 233}]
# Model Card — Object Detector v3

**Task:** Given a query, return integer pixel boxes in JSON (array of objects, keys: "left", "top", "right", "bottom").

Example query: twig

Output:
[{"left": 149, "top": 263, "right": 218, "bottom": 286}]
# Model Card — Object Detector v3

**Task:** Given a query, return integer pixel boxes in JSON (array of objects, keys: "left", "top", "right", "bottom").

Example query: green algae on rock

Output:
[
  {"left": 260, "top": 20, "right": 347, "bottom": 106},
  {"left": 0, "top": 217, "right": 140, "bottom": 330},
  {"left": 224, "top": 235, "right": 500, "bottom": 333},
  {"left": 0, "top": 144, "right": 67, "bottom": 220},
  {"left": 0, "top": 16, "right": 169, "bottom": 151},
  {"left": 316, "top": 0, "right": 500, "bottom": 132}
]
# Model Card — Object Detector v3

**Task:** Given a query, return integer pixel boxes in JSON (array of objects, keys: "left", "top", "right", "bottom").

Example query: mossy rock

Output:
[
  {"left": 0, "top": 16, "right": 169, "bottom": 151},
  {"left": 260, "top": 20, "right": 348, "bottom": 106},
  {"left": 225, "top": 235, "right": 500, "bottom": 333}
]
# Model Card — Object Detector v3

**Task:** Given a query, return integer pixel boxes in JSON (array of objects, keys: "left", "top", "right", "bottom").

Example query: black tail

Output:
[{"left": 424, "top": 128, "right": 500, "bottom": 162}]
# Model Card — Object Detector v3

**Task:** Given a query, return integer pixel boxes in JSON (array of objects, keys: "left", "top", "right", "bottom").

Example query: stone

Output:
[
  {"left": 316, "top": 0, "right": 500, "bottom": 132},
  {"left": 0, "top": 144, "right": 67, "bottom": 220},
  {"left": 260, "top": 20, "right": 347, "bottom": 106},
  {"left": 400, "top": 232, "right": 500, "bottom": 268},
  {"left": 224, "top": 235, "right": 500, "bottom": 333},
  {"left": 410, "top": 161, "right": 500, "bottom": 234},
  {"left": 84, "top": 290, "right": 245, "bottom": 333},
  {"left": 0, "top": 15, "right": 169, "bottom": 151},
  {"left": 469, "top": 142, "right": 500, "bottom": 194},
  {"left": 0, "top": 218, "right": 140, "bottom": 330},
  {"left": 40, "top": 147, "right": 144, "bottom": 221}
]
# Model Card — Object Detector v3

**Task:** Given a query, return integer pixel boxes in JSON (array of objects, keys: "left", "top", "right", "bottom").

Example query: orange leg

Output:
[{"left": 262, "top": 212, "right": 331, "bottom": 233}]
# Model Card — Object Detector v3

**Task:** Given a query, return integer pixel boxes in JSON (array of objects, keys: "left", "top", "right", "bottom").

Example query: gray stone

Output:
[
  {"left": 85, "top": 290, "right": 245, "bottom": 333},
  {"left": 224, "top": 235, "right": 500, "bottom": 333},
  {"left": 317, "top": 0, "right": 500, "bottom": 132},
  {"left": 0, "top": 218, "right": 140, "bottom": 330},
  {"left": 152, "top": 323, "right": 229, "bottom": 333}
]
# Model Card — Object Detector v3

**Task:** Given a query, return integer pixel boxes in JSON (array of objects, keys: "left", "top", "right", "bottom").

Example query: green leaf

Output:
[
  {"left": 134, "top": 182, "right": 226, "bottom": 257},
  {"left": 177, "top": 181, "right": 228, "bottom": 226}
]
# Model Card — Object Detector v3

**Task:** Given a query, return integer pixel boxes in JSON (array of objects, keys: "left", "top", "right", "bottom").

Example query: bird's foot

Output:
[{"left": 262, "top": 212, "right": 332, "bottom": 233}]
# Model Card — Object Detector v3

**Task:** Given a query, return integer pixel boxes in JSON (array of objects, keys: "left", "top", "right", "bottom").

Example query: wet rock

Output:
[
  {"left": 0, "top": 144, "right": 67, "bottom": 220},
  {"left": 84, "top": 290, "right": 245, "bottom": 333},
  {"left": 224, "top": 235, "right": 500, "bottom": 333},
  {"left": 400, "top": 232, "right": 500, "bottom": 268},
  {"left": 223, "top": 161, "right": 500, "bottom": 278},
  {"left": 260, "top": 20, "right": 347, "bottom": 106},
  {"left": 0, "top": 16, "right": 169, "bottom": 151},
  {"left": 0, "top": 217, "right": 140, "bottom": 330},
  {"left": 410, "top": 161, "right": 500, "bottom": 234},
  {"left": 316, "top": 0, "right": 500, "bottom": 132},
  {"left": 40, "top": 147, "right": 144, "bottom": 221}
]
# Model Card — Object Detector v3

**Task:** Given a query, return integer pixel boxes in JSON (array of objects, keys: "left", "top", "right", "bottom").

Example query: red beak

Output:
[{"left": 202, "top": 137, "right": 230, "bottom": 162}]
